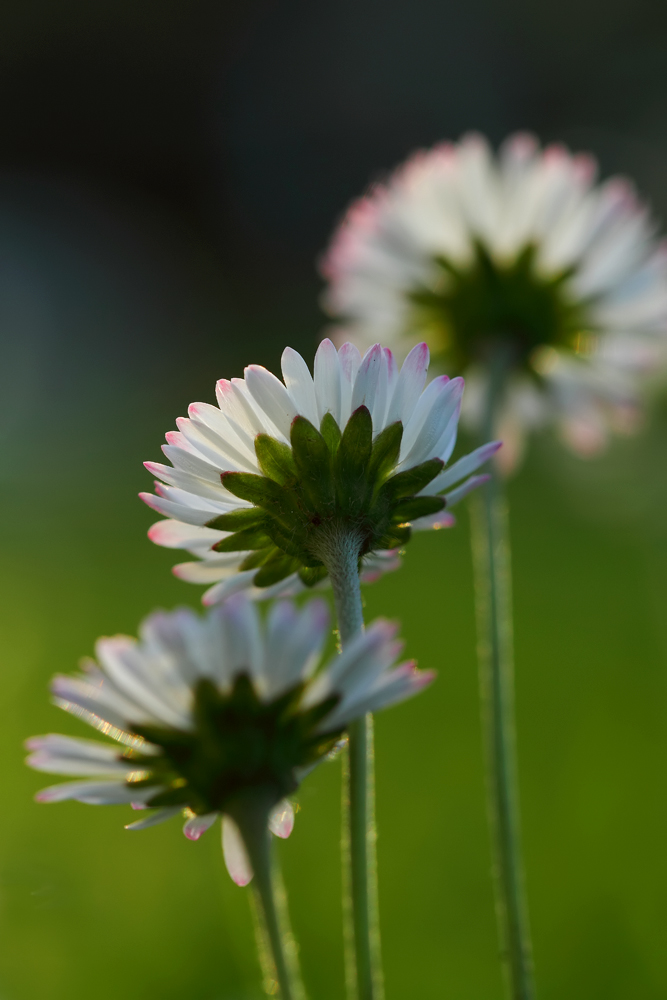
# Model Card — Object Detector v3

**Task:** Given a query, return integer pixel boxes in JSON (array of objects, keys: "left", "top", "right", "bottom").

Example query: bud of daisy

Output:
[
  {"left": 141, "top": 340, "right": 499, "bottom": 603},
  {"left": 26, "top": 596, "right": 432, "bottom": 886},
  {"left": 321, "top": 132, "right": 667, "bottom": 466}
]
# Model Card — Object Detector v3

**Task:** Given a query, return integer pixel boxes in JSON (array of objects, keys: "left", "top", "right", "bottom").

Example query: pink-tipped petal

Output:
[
  {"left": 386, "top": 342, "right": 430, "bottom": 425},
  {"left": 183, "top": 812, "right": 218, "bottom": 841},
  {"left": 222, "top": 816, "right": 253, "bottom": 886},
  {"left": 443, "top": 474, "right": 490, "bottom": 507},
  {"left": 314, "top": 338, "right": 342, "bottom": 424},
  {"left": 268, "top": 799, "right": 295, "bottom": 839},
  {"left": 125, "top": 807, "right": 181, "bottom": 831},
  {"left": 351, "top": 343, "right": 383, "bottom": 415}
]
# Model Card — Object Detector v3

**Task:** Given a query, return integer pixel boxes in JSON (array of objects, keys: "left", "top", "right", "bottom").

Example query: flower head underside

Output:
[
  {"left": 141, "top": 340, "right": 498, "bottom": 603},
  {"left": 27, "top": 597, "right": 432, "bottom": 884}
]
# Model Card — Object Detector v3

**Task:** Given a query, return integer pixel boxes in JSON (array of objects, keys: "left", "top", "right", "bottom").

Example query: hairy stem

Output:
[
  {"left": 471, "top": 346, "right": 535, "bottom": 1000},
  {"left": 231, "top": 793, "right": 306, "bottom": 1000},
  {"left": 316, "top": 528, "right": 384, "bottom": 1000}
]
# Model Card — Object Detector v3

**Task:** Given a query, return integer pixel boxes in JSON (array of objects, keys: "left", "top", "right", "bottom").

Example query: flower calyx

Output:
[
  {"left": 409, "top": 243, "right": 587, "bottom": 372},
  {"left": 206, "top": 405, "right": 446, "bottom": 589},
  {"left": 128, "top": 673, "right": 342, "bottom": 816}
]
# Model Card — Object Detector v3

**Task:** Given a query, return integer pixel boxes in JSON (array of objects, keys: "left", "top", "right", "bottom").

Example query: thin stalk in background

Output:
[
  {"left": 317, "top": 527, "right": 384, "bottom": 1000},
  {"left": 232, "top": 794, "right": 307, "bottom": 1000},
  {"left": 470, "top": 343, "right": 535, "bottom": 1000}
]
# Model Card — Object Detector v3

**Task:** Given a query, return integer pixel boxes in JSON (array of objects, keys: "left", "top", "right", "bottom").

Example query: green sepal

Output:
[
  {"left": 206, "top": 507, "right": 266, "bottom": 531},
  {"left": 298, "top": 564, "right": 328, "bottom": 588},
  {"left": 221, "top": 471, "right": 285, "bottom": 510},
  {"left": 131, "top": 724, "right": 191, "bottom": 748},
  {"left": 377, "top": 524, "right": 412, "bottom": 548},
  {"left": 146, "top": 786, "right": 191, "bottom": 809},
  {"left": 212, "top": 527, "right": 273, "bottom": 553},
  {"left": 290, "top": 416, "right": 334, "bottom": 509},
  {"left": 367, "top": 421, "right": 403, "bottom": 489},
  {"left": 320, "top": 412, "right": 342, "bottom": 455},
  {"left": 239, "top": 547, "right": 274, "bottom": 571},
  {"left": 263, "top": 518, "right": 320, "bottom": 565},
  {"left": 255, "top": 434, "right": 298, "bottom": 486},
  {"left": 301, "top": 731, "right": 345, "bottom": 766},
  {"left": 253, "top": 553, "right": 301, "bottom": 588},
  {"left": 335, "top": 405, "right": 373, "bottom": 509},
  {"left": 391, "top": 495, "right": 446, "bottom": 523},
  {"left": 295, "top": 694, "right": 340, "bottom": 734},
  {"left": 380, "top": 458, "right": 444, "bottom": 501}
]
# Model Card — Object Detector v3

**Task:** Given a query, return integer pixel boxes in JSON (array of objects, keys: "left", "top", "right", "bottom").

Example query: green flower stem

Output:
[
  {"left": 470, "top": 345, "right": 535, "bottom": 1000},
  {"left": 317, "top": 529, "right": 383, "bottom": 1000},
  {"left": 231, "top": 792, "right": 306, "bottom": 1000}
]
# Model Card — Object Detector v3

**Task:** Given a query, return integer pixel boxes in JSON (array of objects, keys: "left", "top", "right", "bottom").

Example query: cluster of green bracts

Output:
[{"left": 208, "top": 405, "right": 446, "bottom": 589}]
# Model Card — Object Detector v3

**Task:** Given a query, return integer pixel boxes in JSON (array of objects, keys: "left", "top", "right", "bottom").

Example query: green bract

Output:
[
  {"left": 129, "top": 675, "right": 341, "bottom": 815},
  {"left": 207, "top": 405, "right": 445, "bottom": 589},
  {"left": 410, "top": 243, "right": 588, "bottom": 372}
]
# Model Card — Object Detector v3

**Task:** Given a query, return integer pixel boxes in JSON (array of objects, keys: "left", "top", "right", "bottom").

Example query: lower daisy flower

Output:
[{"left": 26, "top": 595, "right": 432, "bottom": 885}]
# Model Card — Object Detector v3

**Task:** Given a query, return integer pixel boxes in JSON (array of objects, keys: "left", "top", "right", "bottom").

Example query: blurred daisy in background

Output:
[
  {"left": 321, "top": 132, "right": 667, "bottom": 471},
  {"left": 141, "top": 339, "right": 498, "bottom": 603},
  {"left": 26, "top": 595, "right": 432, "bottom": 886}
]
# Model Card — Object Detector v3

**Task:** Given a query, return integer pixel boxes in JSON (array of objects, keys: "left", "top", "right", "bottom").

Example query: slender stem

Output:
[
  {"left": 316, "top": 528, "right": 384, "bottom": 1000},
  {"left": 231, "top": 793, "right": 306, "bottom": 1000},
  {"left": 470, "top": 346, "right": 535, "bottom": 1000}
]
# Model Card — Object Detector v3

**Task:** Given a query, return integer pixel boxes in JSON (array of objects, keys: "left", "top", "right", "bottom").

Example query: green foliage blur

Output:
[{"left": 2, "top": 311, "right": 667, "bottom": 1000}]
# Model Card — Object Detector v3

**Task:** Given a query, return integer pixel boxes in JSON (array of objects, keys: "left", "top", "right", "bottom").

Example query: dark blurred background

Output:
[{"left": 3, "top": 1, "right": 667, "bottom": 998}]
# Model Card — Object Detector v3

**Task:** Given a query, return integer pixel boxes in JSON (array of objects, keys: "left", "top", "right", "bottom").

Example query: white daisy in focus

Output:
[
  {"left": 26, "top": 596, "right": 432, "bottom": 886},
  {"left": 320, "top": 132, "right": 667, "bottom": 470},
  {"left": 140, "top": 340, "right": 499, "bottom": 604}
]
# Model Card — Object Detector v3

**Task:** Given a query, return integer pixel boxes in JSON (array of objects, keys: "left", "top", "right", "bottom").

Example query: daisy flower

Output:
[
  {"left": 321, "top": 132, "right": 667, "bottom": 469},
  {"left": 26, "top": 595, "right": 432, "bottom": 886},
  {"left": 140, "top": 339, "right": 499, "bottom": 604}
]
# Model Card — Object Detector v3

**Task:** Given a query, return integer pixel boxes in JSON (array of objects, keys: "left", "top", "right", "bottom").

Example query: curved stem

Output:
[
  {"left": 471, "top": 347, "right": 535, "bottom": 1000},
  {"left": 317, "top": 528, "right": 384, "bottom": 1000},
  {"left": 231, "top": 793, "right": 306, "bottom": 1000}
]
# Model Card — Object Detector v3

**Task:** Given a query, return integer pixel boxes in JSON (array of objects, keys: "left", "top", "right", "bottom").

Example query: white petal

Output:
[
  {"left": 201, "top": 570, "right": 260, "bottom": 606},
  {"left": 443, "top": 474, "right": 490, "bottom": 507},
  {"left": 51, "top": 670, "right": 143, "bottom": 733},
  {"left": 173, "top": 558, "right": 245, "bottom": 584},
  {"left": 314, "top": 338, "right": 342, "bottom": 425},
  {"left": 144, "top": 462, "right": 231, "bottom": 504},
  {"left": 351, "top": 344, "right": 383, "bottom": 417},
  {"left": 245, "top": 365, "right": 298, "bottom": 438},
  {"left": 264, "top": 598, "right": 329, "bottom": 698},
  {"left": 160, "top": 443, "right": 223, "bottom": 483},
  {"left": 188, "top": 402, "right": 259, "bottom": 471},
  {"left": 35, "top": 780, "right": 160, "bottom": 805},
  {"left": 125, "top": 807, "right": 181, "bottom": 831},
  {"left": 399, "top": 377, "right": 464, "bottom": 467},
  {"left": 325, "top": 664, "right": 436, "bottom": 729},
  {"left": 220, "top": 595, "right": 264, "bottom": 686},
  {"left": 338, "top": 342, "right": 362, "bottom": 424},
  {"left": 423, "top": 441, "right": 501, "bottom": 494},
  {"left": 222, "top": 815, "right": 254, "bottom": 886},
  {"left": 410, "top": 510, "right": 456, "bottom": 531},
  {"left": 25, "top": 734, "right": 131, "bottom": 776},
  {"left": 281, "top": 347, "right": 319, "bottom": 424},
  {"left": 95, "top": 636, "right": 191, "bottom": 730},
  {"left": 385, "top": 342, "right": 430, "bottom": 426},
  {"left": 140, "top": 491, "right": 226, "bottom": 527},
  {"left": 183, "top": 812, "right": 219, "bottom": 841},
  {"left": 304, "top": 620, "right": 401, "bottom": 708},
  {"left": 147, "top": 519, "right": 225, "bottom": 552},
  {"left": 268, "top": 799, "right": 295, "bottom": 839}
]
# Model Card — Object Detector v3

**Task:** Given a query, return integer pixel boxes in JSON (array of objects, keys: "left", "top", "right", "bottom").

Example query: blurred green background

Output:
[{"left": 2, "top": 0, "right": 667, "bottom": 996}]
